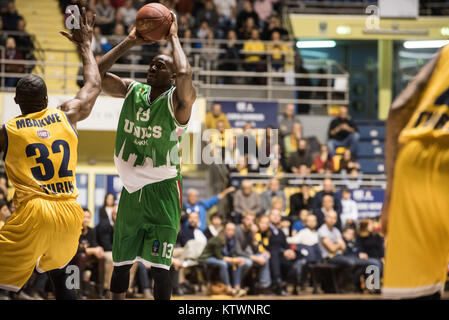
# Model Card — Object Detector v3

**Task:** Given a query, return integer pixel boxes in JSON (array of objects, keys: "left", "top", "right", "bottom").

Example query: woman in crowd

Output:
[{"left": 313, "top": 144, "right": 334, "bottom": 173}]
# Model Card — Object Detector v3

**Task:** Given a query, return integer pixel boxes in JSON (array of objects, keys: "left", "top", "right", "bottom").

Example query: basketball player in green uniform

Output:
[{"left": 98, "top": 13, "right": 196, "bottom": 300}]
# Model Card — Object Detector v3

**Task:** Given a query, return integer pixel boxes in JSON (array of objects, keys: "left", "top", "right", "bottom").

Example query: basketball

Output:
[{"left": 135, "top": 3, "right": 173, "bottom": 41}]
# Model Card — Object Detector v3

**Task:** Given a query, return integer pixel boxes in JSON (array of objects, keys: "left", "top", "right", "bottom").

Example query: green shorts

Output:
[{"left": 112, "top": 176, "right": 182, "bottom": 270}]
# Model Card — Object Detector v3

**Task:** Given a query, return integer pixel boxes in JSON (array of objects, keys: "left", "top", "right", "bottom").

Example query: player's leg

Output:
[
  {"left": 383, "top": 139, "right": 449, "bottom": 299},
  {"left": 151, "top": 267, "right": 171, "bottom": 300},
  {"left": 110, "top": 264, "right": 133, "bottom": 299},
  {"left": 47, "top": 266, "right": 77, "bottom": 300}
]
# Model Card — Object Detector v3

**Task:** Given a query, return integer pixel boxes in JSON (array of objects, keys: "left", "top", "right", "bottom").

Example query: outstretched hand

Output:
[
  {"left": 60, "top": 7, "right": 95, "bottom": 47},
  {"left": 167, "top": 11, "right": 178, "bottom": 38}
]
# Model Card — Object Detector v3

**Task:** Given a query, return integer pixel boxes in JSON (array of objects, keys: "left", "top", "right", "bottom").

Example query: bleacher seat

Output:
[
  {"left": 358, "top": 142, "right": 384, "bottom": 158},
  {"left": 358, "top": 125, "right": 385, "bottom": 141},
  {"left": 358, "top": 159, "right": 385, "bottom": 174}
]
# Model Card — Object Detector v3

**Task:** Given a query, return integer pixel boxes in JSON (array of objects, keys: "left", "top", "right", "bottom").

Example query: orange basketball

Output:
[{"left": 135, "top": 3, "right": 173, "bottom": 41}]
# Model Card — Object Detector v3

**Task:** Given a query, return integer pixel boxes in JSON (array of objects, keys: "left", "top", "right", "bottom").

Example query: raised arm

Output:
[
  {"left": 168, "top": 13, "right": 196, "bottom": 125},
  {"left": 58, "top": 7, "right": 101, "bottom": 126},
  {"left": 381, "top": 51, "right": 440, "bottom": 235},
  {"left": 98, "top": 27, "right": 153, "bottom": 98}
]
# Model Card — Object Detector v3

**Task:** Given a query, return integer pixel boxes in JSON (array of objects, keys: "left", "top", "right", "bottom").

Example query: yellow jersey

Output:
[
  {"left": 399, "top": 45, "right": 449, "bottom": 143},
  {"left": 4, "top": 108, "right": 79, "bottom": 206}
]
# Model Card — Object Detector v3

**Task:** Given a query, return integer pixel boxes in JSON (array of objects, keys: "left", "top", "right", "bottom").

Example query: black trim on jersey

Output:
[
  {"left": 2, "top": 125, "right": 8, "bottom": 162},
  {"left": 62, "top": 111, "right": 79, "bottom": 138}
]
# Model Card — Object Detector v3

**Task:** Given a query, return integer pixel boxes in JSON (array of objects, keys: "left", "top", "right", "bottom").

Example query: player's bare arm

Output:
[
  {"left": 167, "top": 13, "right": 196, "bottom": 125},
  {"left": 58, "top": 7, "right": 101, "bottom": 127},
  {"left": 381, "top": 50, "right": 440, "bottom": 234},
  {"left": 98, "top": 26, "right": 154, "bottom": 98}
]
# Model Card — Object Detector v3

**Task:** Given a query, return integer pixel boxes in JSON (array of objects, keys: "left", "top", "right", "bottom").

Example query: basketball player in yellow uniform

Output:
[
  {"left": 0, "top": 8, "right": 100, "bottom": 299},
  {"left": 382, "top": 45, "right": 449, "bottom": 299}
]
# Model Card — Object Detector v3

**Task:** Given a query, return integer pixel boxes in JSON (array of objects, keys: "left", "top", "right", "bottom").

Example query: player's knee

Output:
[{"left": 110, "top": 264, "right": 132, "bottom": 293}]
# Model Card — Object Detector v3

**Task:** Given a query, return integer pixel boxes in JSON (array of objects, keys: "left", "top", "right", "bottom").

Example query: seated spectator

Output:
[
  {"left": 4, "top": 37, "right": 24, "bottom": 87},
  {"left": 288, "top": 139, "right": 313, "bottom": 173},
  {"left": 73, "top": 208, "right": 105, "bottom": 298},
  {"left": 357, "top": 219, "right": 385, "bottom": 266},
  {"left": 214, "top": 0, "right": 236, "bottom": 30},
  {"left": 342, "top": 226, "right": 382, "bottom": 291},
  {"left": 289, "top": 184, "right": 314, "bottom": 221},
  {"left": 242, "top": 28, "right": 265, "bottom": 72},
  {"left": 314, "top": 194, "right": 342, "bottom": 230},
  {"left": 260, "top": 143, "right": 286, "bottom": 175},
  {"left": 196, "top": 0, "right": 220, "bottom": 35},
  {"left": 313, "top": 177, "right": 342, "bottom": 216},
  {"left": 267, "top": 209, "right": 298, "bottom": 295},
  {"left": 3, "top": 2, "right": 22, "bottom": 30},
  {"left": 288, "top": 213, "right": 318, "bottom": 246},
  {"left": 238, "top": 16, "right": 256, "bottom": 40},
  {"left": 204, "top": 213, "right": 223, "bottom": 240},
  {"left": 14, "top": 18, "right": 34, "bottom": 55},
  {"left": 218, "top": 30, "right": 241, "bottom": 84},
  {"left": 0, "top": 199, "right": 11, "bottom": 230},
  {"left": 201, "top": 30, "right": 220, "bottom": 71},
  {"left": 261, "top": 178, "right": 285, "bottom": 213},
  {"left": 198, "top": 222, "right": 247, "bottom": 297},
  {"left": 254, "top": 0, "right": 273, "bottom": 25},
  {"left": 258, "top": 125, "right": 276, "bottom": 169},
  {"left": 340, "top": 189, "right": 358, "bottom": 228},
  {"left": 283, "top": 121, "right": 302, "bottom": 158},
  {"left": 290, "top": 209, "right": 309, "bottom": 236},
  {"left": 234, "top": 211, "right": 271, "bottom": 293},
  {"left": 327, "top": 106, "right": 360, "bottom": 156},
  {"left": 237, "top": 0, "right": 259, "bottom": 30},
  {"left": 178, "top": 211, "right": 207, "bottom": 247},
  {"left": 117, "top": 0, "right": 137, "bottom": 28},
  {"left": 206, "top": 102, "right": 231, "bottom": 130},
  {"left": 95, "top": 0, "right": 116, "bottom": 34},
  {"left": 236, "top": 122, "right": 259, "bottom": 171},
  {"left": 344, "top": 167, "right": 363, "bottom": 189},
  {"left": 266, "top": 31, "right": 288, "bottom": 71},
  {"left": 232, "top": 180, "right": 262, "bottom": 223},
  {"left": 196, "top": 20, "right": 211, "bottom": 40},
  {"left": 96, "top": 199, "right": 117, "bottom": 297},
  {"left": 338, "top": 149, "right": 360, "bottom": 173},
  {"left": 261, "top": 15, "right": 288, "bottom": 40},
  {"left": 278, "top": 103, "right": 301, "bottom": 138},
  {"left": 183, "top": 186, "right": 235, "bottom": 231},
  {"left": 253, "top": 215, "right": 274, "bottom": 294},
  {"left": 313, "top": 144, "right": 334, "bottom": 173}
]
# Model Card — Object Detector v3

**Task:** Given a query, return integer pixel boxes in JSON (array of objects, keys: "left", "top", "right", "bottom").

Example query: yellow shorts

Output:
[
  {"left": 383, "top": 138, "right": 449, "bottom": 298},
  {"left": 0, "top": 197, "right": 83, "bottom": 292}
]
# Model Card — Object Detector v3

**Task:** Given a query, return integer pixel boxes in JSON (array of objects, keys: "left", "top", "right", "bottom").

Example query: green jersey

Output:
[{"left": 114, "top": 81, "right": 188, "bottom": 193}]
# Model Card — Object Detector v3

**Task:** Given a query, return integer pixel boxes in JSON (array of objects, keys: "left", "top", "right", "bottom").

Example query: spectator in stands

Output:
[
  {"left": 261, "top": 15, "right": 288, "bottom": 41},
  {"left": 357, "top": 219, "right": 384, "bottom": 266},
  {"left": 278, "top": 103, "right": 301, "bottom": 137},
  {"left": 289, "top": 208, "right": 309, "bottom": 236},
  {"left": 338, "top": 149, "right": 360, "bottom": 173},
  {"left": 313, "top": 144, "right": 334, "bottom": 173},
  {"left": 214, "top": 0, "right": 236, "bottom": 30},
  {"left": 327, "top": 106, "right": 360, "bottom": 156},
  {"left": 232, "top": 180, "right": 262, "bottom": 223},
  {"left": 266, "top": 31, "right": 288, "bottom": 71},
  {"left": 283, "top": 121, "right": 302, "bottom": 158},
  {"left": 117, "top": 0, "right": 137, "bottom": 28},
  {"left": 206, "top": 103, "right": 231, "bottom": 130},
  {"left": 289, "top": 184, "right": 313, "bottom": 221},
  {"left": 237, "top": 0, "right": 259, "bottom": 31},
  {"left": 4, "top": 37, "right": 24, "bottom": 87},
  {"left": 14, "top": 18, "right": 34, "bottom": 55},
  {"left": 2, "top": 1, "right": 22, "bottom": 30},
  {"left": 183, "top": 186, "right": 236, "bottom": 231},
  {"left": 238, "top": 16, "right": 256, "bottom": 40},
  {"left": 340, "top": 189, "right": 358, "bottom": 228},
  {"left": 288, "top": 139, "right": 313, "bottom": 173},
  {"left": 73, "top": 208, "right": 105, "bottom": 298},
  {"left": 0, "top": 199, "right": 10, "bottom": 230},
  {"left": 181, "top": 28, "right": 193, "bottom": 60},
  {"left": 344, "top": 167, "right": 363, "bottom": 190},
  {"left": 196, "top": 20, "right": 211, "bottom": 40},
  {"left": 261, "top": 177, "right": 285, "bottom": 213},
  {"left": 198, "top": 222, "right": 247, "bottom": 297},
  {"left": 99, "top": 193, "right": 116, "bottom": 224},
  {"left": 314, "top": 193, "right": 342, "bottom": 230},
  {"left": 242, "top": 28, "right": 265, "bottom": 77},
  {"left": 178, "top": 211, "right": 207, "bottom": 247},
  {"left": 204, "top": 212, "right": 223, "bottom": 240},
  {"left": 254, "top": 0, "right": 273, "bottom": 25},
  {"left": 267, "top": 209, "right": 297, "bottom": 295},
  {"left": 253, "top": 215, "right": 274, "bottom": 294},
  {"left": 218, "top": 29, "right": 241, "bottom": 84},
  {"left": 236, "top": 122, "right": 259, "bottom": 171},
  {"left": 313, "top": 177, "right": 342, "bottom": 216},
  {"left": 95, "top": 0, "right": 116, "bottom": 34},
  {"left": 196, "top": 0, "right": 219, "bottom": 35},
  {"left": 234, "top": 211, "right": 271, "bottom": 293},
  {"left": 287, "top": 213, "right": 318, "bottom": 246},
  {"left": 201, "top": 30, "right": 220, "bottom": 73}
]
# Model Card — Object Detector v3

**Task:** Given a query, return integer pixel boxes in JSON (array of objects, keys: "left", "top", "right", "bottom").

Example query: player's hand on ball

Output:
[
  {"left": 60, "top": 7, "right": 95, "bottom": 47},
  {"left": 127, "top": 25, "right": 155, "bottom": 46},
  {"left": 167, "top": 11, "right": 178, "bottom": 38}
]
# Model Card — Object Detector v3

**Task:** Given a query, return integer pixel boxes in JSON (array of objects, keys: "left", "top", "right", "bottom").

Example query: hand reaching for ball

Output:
[
  {"left": 60, "top": 7, "right": 95, "bottom": 47},
  {"left": 127, "top": 25, "right": 155, "bottom": 46},
  {"left": 167, "top": 11, "right": 178, "bottom": 39}
]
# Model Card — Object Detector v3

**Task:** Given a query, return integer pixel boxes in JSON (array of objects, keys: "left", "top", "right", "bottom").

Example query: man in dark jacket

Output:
[{"left": 327, "top": 106, "right": 359, "bottom": 156}]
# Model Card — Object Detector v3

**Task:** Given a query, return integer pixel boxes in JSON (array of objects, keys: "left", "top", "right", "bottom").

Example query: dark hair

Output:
[
  {"left": 210, "top": 212, "right": 222, "bottom": 222},
  {"left": 103, "top": 193, "right": 116, "bottom": 207},
  {"left": 0, "top": 199, "right": 7, "bottom": 209},
  {"left": 82, "top": 207, "right": 90, "bottom": 213},
  {"left": 15, "top": 74, "right": 47, "bottom": 113}
]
